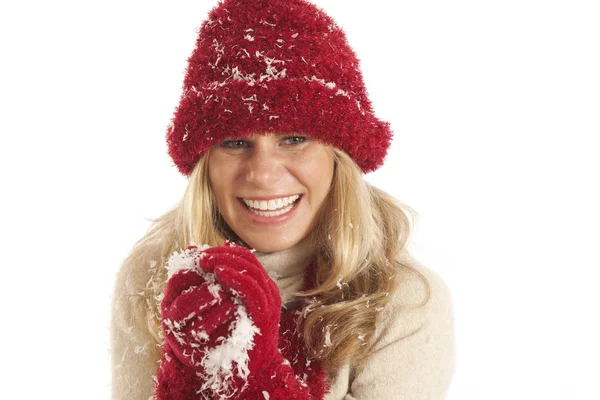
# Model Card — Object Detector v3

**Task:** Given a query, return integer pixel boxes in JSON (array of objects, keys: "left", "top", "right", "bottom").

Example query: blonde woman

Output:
[{"left": 110, "top": 0, "right": 455, "bottom": 399}]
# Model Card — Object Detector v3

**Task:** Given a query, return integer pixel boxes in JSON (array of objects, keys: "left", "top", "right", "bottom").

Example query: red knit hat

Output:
[{"left": 166, "top": 0, "right": 393, "bottom": 177}]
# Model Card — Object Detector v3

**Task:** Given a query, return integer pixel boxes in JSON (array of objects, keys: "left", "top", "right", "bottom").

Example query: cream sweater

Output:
[{"left": 110, "top": 238, "right": 455, "bottom": 399}]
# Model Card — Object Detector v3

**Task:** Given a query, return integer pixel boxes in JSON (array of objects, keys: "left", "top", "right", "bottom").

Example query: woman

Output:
[{"left": 110, "top": 0, "right": 455, "bottom": 399}]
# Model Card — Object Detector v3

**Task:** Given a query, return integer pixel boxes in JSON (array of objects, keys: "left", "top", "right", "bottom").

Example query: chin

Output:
[
  {"left": 247, "top": 241, "right": 293, "bottom": 253},
  {"left": 243, "top": 236, "right": 302, "bottom": 253}
]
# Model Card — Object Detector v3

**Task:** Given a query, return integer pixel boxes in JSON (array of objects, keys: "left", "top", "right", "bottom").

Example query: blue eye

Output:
[
  {"left": 284, "top": 136, "right": 309, "bottom": 145},
  {"left": 220, "top": 139, "right": 247, "bottom": 149}
]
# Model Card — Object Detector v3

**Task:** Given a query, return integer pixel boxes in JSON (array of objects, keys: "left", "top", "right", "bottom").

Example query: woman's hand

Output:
[
  {"left": 156, "top": 243, "right": 283, "bottom": 398},
  {"left": 154, "top": 242, "right": 329, "bottom": 400}
]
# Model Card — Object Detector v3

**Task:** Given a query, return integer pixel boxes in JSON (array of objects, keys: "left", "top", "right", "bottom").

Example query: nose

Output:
[{"left": 245, "top": 143, "right": 284, "bottom": 188}]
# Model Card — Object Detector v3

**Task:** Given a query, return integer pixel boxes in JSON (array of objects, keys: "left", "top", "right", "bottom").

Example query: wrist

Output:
[{"left": 241, "top": 353, "right": 312, "bottom": 399}]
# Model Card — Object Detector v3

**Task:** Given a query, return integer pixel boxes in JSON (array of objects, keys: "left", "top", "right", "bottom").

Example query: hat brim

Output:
[{"left": 167, "top": 78, "right": 392, "bottom": 176}]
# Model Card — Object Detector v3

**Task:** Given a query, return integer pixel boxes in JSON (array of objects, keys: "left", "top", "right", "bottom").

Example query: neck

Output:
[{"left": 253, "top": 235, "right": 316, "bottom": 307}]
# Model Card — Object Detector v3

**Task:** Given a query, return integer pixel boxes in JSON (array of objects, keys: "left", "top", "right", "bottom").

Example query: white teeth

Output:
[
  {"left": 242, "top": 194, "right": 300, "bottom": 211},
  {"left": 248, "top": 202, "right": 295, "bottom": 217}
]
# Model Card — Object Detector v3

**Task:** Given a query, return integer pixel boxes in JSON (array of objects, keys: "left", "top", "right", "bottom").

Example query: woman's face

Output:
[{"left": 208, "top": 133, "right": 335, "bottom": 253}]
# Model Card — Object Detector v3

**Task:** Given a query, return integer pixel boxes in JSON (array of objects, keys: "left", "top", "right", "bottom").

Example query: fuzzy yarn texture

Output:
[
  {"left": 110, "top": 238, "right": 455, "bottom": 400},
  {"left": 154, "top": 243, "right": 329, "bottom": 399},
  {"left": 166, "top": 0, "right": 393, "bottom": 176}
]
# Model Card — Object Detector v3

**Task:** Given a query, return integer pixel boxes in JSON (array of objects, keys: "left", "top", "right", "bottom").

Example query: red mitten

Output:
[
  {"left": 154, "top": 242, "right": 329, "bottom": 400},
  {"left": 154, "top": 244, "right": 238, "bottom": 399}
]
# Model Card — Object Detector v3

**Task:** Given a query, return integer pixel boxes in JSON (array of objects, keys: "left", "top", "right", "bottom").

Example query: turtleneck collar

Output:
[{"left": 252, "top": 235, "right": 316, "bottom": 307}]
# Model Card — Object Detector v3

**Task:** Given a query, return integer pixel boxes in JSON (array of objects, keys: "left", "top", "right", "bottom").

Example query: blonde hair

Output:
[
  {"left": 297, "top": 148, "right": 430, "bottom": 370},
  {"left": 121, "top": 147, "right": 430, "bottom": 371}
]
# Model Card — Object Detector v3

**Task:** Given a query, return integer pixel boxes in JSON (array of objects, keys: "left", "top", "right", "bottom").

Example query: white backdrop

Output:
[{"left": 1, "top": 1, "right": 598, "bottom": 399}]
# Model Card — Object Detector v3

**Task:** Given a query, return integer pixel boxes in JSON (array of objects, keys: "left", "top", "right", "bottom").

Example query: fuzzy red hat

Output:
[{"left": 166, "top": 0, "right": 393, "bottom": 177}]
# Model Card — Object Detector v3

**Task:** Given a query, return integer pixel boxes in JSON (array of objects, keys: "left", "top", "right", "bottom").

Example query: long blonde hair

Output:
[{"left": 121, "top": 147, "right": 430, "bottom": 371}]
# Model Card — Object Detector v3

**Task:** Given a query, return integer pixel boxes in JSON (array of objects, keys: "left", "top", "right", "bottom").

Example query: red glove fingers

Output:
[
  {"left": 161, "top": 269, "right": 205, "bottom": 310},
  {"left": 165, "top": 278, "right": 227, "bottom": 322},
  {"left": 214, "top": 264, "right": 280, "bottom": 328},
  {"left": 162, "top": 281, "right": 237, "bottom": 371},
  {"left": 200, "top": 246, "right": 281, "bottom": 313}
]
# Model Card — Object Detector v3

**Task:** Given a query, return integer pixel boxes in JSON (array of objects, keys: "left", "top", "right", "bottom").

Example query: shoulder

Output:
[
  {"left": 371, "top": 252, "right": 455, "bottom": 351},
  {"left": 339, "top": 253, "right": 456, "bottom": 397},
  {"left": 111, "top": 252, "right": 166, "bottom": 343}
]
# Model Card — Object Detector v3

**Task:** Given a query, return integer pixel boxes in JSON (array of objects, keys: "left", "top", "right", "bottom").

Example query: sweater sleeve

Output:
[
  {"left": 110, "top": 259, "right": 163, "bottom": 400},
  {"left": 339, "top": 263, "right": 456, "bottom": 400}
]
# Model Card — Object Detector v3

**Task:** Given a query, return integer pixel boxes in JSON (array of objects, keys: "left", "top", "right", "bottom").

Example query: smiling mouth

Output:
[{"left": 239, "top": 195, "right": 303, "bottom": 217}]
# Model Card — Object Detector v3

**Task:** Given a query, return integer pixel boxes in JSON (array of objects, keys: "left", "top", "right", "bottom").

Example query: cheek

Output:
[
  {"left": 295, "top": 149, "right": 334, "bottom": 195},
  {"left": 208, "top": 156, "right": 229, "bottom": 205}
]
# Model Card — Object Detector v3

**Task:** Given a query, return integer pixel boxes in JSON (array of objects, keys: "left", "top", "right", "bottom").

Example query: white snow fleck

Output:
[
  {"left": 180, "top": 286, "right": 197, "bottom": 296},
  {"left": 260, "top": 19, "right": 276, "bottom": 27},
  {"left": 244, "top": 34, "right": 255, "bottom": 41},
  {"left": 356, "top": 100, "right": 365, "bottom": 115},
  {"left": 134, "top": 342, "right": 149, "bottom": 356},
  {"left": 164, "top": 244, "right": 210, "bottom": 279},
  {"left": 211, "top": 39, "right": 225, "bottom": 67},
  {"left": 324, "top": 325, "right": 332, "bottom": 347},
  {"left": 336, "top": 88, "right": 350, "bottom": 98},
  {"left": 198, "top": 299, "right": 261, "bottom": 397},
  {"left": 262, "top": 391, "right": 270, "bottom": 399},
  {"left": 242, "top": 94, "right": 258, "bottom": 102},
  {"left": 336, "top": 278, "right": 349, "bottom": 290},
  {"left": 230, "top": 66, "right": 257, "bottom": 86},
  {"left": 207, "top": 282, "right": 223, "bottom": 300},
  {"left": 296, "top": 373, "right": 308, "bottom": 387},
  {"left": 191, "top": 329, "right": 209, "bottom": 344},
  {"left": 237, "top": 48, "right": 250, "bottom": 58},
  {"left": 155, "top": 292, "right": 164, "bottom": 304}
]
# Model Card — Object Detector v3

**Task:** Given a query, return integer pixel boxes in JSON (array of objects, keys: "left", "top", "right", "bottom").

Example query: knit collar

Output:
[{"left": 253, "top": 235, "right": 316, "bottom": 307}]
